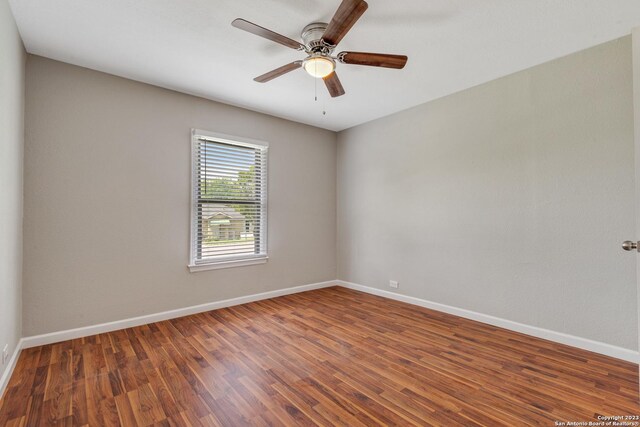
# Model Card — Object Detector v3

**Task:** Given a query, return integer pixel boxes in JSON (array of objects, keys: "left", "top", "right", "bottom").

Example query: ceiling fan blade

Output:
[
  {"left": 254, "top": 61, "right": 302, "bottom": 83},
  {"left": 322, "top": 0, "right": 368, "bottom": 46},
  {"left": 323, "top": 72, "right": 346, "bottom": 97},
  {"left": 339, "top": 51, "right": 408, "bottom": 69},
  {"left": 232, "top": 18, "right": 305, "bottom": 51}
]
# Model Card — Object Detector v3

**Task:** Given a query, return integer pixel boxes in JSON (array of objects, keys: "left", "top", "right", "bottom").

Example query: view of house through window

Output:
[{"left": 190, "top": 130, "right": 268, "bottom": 268}]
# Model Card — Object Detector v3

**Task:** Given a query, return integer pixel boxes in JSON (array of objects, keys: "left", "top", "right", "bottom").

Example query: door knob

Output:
[{"left": 622, "top": 241, "right": 639, "bottom": 251}]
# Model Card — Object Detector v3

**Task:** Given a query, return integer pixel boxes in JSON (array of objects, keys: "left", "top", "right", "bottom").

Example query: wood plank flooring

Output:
[{"left": 0, "top": 286, "right": 637, "bottom": 426}]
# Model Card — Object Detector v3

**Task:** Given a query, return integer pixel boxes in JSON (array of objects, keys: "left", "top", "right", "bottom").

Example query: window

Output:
[{"left": 189, "top": 130, "right": 268, "bottom": 271}]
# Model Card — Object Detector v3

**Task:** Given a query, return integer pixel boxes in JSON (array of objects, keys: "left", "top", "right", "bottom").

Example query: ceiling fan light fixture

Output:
[{"left": 303, "top": 55, "right": 335, "bottom": 78}]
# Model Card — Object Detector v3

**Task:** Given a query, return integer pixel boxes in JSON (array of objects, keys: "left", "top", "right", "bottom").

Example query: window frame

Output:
[{"left": 188, "top": 129, "right": 269, "bottom": 272}]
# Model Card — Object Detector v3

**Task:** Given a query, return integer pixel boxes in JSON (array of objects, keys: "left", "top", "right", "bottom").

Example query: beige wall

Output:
[
  {"left": 23, "top": 56, "right": 337, "bottom": 336},
  {"left": 337, "top": 37, "right": 638, "bottom": 350},
  {"left": 0, "top": 0, "right": 24, "bottom": 379},
  {"left": 20, "top": 35, "right": 639, "bottom": 352}
]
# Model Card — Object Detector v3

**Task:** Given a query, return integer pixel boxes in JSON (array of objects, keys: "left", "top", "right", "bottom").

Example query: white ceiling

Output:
[{"left": 8, "top": 0, "right": 640, "bottom": 131}]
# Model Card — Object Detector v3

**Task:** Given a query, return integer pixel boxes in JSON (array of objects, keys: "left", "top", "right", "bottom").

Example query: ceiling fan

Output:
[{"left": 231, "top": 0, "right": 408, "bottom": 98}]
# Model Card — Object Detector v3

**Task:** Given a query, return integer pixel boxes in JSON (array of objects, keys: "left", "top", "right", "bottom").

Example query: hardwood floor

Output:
[{"left": 0, "top": 287, "right": 637, "bottom": 426}]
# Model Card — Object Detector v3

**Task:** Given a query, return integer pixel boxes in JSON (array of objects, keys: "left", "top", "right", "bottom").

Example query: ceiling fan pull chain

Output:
[{"left": 324, "top": 85, "right": 327, "bottom": 115}]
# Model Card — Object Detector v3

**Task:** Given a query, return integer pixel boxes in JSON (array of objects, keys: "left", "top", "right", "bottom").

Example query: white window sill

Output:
[{"left": 188, "top": 256, "right": 268, "bottom": 272}]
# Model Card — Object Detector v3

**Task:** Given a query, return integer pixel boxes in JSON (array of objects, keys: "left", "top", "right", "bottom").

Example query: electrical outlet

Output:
[
  {"left": 2, "top": 344, "right": 8, "bottom": 365},
  {"left": 389, "top": 280, "right": 399, "bottom": 289}
]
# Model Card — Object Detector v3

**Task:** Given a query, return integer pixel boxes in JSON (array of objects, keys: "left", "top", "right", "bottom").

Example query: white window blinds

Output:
[{"left": 190, "top": 130, "right": 268, "bottom": 269}]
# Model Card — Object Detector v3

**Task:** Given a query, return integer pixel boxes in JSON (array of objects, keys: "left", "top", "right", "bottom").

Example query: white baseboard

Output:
[
  {"left": 337, "top": 280, "right": 639, "bottom": 363},
  {"left": 0, "top": 338, "right": 24, "bottom": 400},
  {"left": 17, "top": 278, "right": 639, "bottom": 364},
  {"left": 22, "top": 280, "right": 337, "bottom": 349}
]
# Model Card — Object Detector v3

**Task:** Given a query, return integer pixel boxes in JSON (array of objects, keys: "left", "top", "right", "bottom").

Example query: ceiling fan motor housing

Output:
[{"left": 301, "top": 22, "right": 333, "bottom": 53}]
